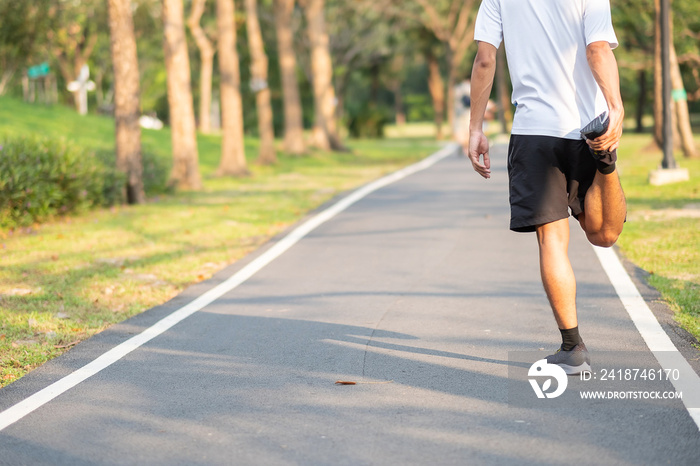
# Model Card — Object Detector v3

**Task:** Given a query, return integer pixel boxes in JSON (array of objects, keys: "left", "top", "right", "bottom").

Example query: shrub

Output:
[
  {"left": 0, "top": 135, "right": 122, "bottom": 228},
  {"left": 140, "top": 150, "right": 170, "bottom": 196},
  {"left": 347, "top": 105, "right": 392, "bottom": 139},
  {"left": 94, "top": 148, "right": 169, "bottom": 201}
]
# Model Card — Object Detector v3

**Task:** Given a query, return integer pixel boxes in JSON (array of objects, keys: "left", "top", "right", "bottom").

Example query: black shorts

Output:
[{"left": 507, "top": 134, "right": 597, "bottom": 233}]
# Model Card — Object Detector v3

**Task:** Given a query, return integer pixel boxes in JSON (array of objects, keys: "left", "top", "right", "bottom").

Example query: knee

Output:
[
  {"left": 588, "top": 230, "right": 620, "bottom": 248},
  {"left": 536, "top": 222, "right": 570, "bottom": 251}
]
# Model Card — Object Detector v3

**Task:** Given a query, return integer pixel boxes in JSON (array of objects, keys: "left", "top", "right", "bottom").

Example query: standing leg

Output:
[
  {"left": 536, "top": 218, "right": 577, "bottom": 330},
  {"left": 537, "top": 218, "right": 590, "bottom": 373},
  {"left": 577, "top": 169, "right": 626, "bottom": 248}
]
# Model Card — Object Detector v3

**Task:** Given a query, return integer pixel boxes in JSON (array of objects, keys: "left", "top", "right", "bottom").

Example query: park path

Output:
[{"left": 0, "top": 144, "right": 699, "bottom": 465}]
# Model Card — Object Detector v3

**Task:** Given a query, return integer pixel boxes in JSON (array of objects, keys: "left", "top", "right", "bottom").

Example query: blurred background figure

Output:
[{"left": 453, "top": 79, "right": 471, "bottom": 145}]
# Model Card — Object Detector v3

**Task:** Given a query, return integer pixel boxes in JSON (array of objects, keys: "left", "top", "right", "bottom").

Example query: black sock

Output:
[
  {"left": 596, "top": 160, "right": 616, "bottom": 175},
  {"left": 594, "top": 148, "right": 617, "bottom": 175},
  {"left": 559, "top": 326, "right": 582, "bottom": 351}
]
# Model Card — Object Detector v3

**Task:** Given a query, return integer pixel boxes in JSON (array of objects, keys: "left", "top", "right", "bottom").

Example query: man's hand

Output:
[
  {"left": 587, "top": 107, "right": 623, "bottom": 152},
  {"left": 467, "top": 130, "right": 491, "bottom": 179}
]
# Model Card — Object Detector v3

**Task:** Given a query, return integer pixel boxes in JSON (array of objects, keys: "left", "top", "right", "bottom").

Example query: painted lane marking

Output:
[
  {"left": 0, "top": 144, "right": 459, "bottom": 432},
  {"left": 592, "top": 246, "right": 700, "bottom": 431}
]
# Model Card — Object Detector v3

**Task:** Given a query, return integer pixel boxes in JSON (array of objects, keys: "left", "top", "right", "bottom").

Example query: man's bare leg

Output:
[
  {"left": 536, "top": 218, "right": 578, "bottom": 329},
  {"left": 577, "top": 168, "right": 626, "bottom": 248}
]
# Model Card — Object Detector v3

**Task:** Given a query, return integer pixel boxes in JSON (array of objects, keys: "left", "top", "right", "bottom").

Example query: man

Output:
[{"left": 467, "top": 0, "right": 627, "bottom": 374}]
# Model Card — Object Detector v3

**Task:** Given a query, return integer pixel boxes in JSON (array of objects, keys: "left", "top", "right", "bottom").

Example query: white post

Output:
[{"left": 67, "top": 65, "right": 96, "bottom": 115}]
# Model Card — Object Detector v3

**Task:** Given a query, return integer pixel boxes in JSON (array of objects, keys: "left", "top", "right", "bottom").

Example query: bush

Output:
[
  {"left": 94, "top": 148, "right": 169, "bottom": 201},
  {"left": 0, "top": 135, "right": 123, "bottom": 228},
  {"left": 140, "top": 150, "right": 170, "bottom": 196},
  {"left": 347, "top": 105, "right": 392, "bottom": 139}
]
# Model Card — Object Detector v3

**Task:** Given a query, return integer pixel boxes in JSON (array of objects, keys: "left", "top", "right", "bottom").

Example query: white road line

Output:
[
  {"left": 592, "top": 246, "right": 700, "bottom": 431},
  {"left": 0, "top": 144, "right": 459, "bottom": 432}
]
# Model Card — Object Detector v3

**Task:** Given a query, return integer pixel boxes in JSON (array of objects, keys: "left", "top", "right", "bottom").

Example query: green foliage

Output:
[
  {"left": 0, "top": 135, "right": 120, "bottom": 228},
  {"left": 0, "top": 0, "right": 53, "bottom": 91},
  {"left": 404, "top": 94, "right": 433, "bottom": 122},
  {"left": 94, "top": 148, "right": 170, "bottom": 201},
  {"left": 347, "top": 105, "right": 392, "bottom": 139},
  {"left": 141, "top": 150, "right": 171, "bottom": 196},
  {"left": 613, "top": 0, "right": 700, "bottom": 114}
]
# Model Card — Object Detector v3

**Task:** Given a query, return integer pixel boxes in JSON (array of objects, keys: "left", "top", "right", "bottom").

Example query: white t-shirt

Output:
[{"left": 474, "top": 0, "right": 618, "bottom": 139}]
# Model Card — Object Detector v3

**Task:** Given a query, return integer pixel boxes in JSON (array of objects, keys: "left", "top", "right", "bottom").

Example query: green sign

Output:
[
  {"left": 672, "top": 88, "right": 687, "bottom": 102},
  {"left": 27, "top": 62, "right": 50, "bottom": 79}
]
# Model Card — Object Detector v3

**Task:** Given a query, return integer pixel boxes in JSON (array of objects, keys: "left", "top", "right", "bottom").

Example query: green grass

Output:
[
  {"left": 615, "top": 133, "right": 700, "bottom": 341},
  {"left": 0, "top": 97, "right": 441, "bottom": 386}
]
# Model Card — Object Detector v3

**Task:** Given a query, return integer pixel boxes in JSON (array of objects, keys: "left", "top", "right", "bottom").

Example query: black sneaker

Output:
[{"left": 546, "top": 342, "right": 591, "bottom": 376}]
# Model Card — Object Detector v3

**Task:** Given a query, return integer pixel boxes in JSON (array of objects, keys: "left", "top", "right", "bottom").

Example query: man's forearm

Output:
[
  {"left": 470, "top": 42, "right": 498, "bottom": 132},
  {"left": 586, "top": 41, "right": 624, "bottom": 150},
  {"left": 586, "top": 42, "right": 623, "bottom": 114}
]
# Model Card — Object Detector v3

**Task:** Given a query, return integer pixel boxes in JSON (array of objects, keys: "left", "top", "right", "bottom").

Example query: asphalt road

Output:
[{"left": 1, "top": 144, "right": 699, "bottom": 465}]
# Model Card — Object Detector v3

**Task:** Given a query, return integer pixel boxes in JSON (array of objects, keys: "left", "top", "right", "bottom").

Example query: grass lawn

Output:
[
  {"left": 0, "top": 97, "right": 441, "bottom": 386},
  {"left": 615, "top": 133, "right": 700, "bottom": 343}
]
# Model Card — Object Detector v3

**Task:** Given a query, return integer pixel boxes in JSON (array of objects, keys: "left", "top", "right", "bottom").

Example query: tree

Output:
[
  {"left": 0, "top": 1, "right": 52, "bottom": 95},
  {"left": 245, "top": 0, "right": 277, "bottom": 164},
  {"left": 377, "top": 0, "right": 478, "bottom": 137},
  {"left": 300, "top": 0, "right": 342, "bottom": 150},
  {"left": 387, "top": 54, "right": 406, "bottom": 126},
  {"left": 187, "top": 0, "right": 216, "bottom": 134},
  {"left": 611, "top": 0, "right": 654, "bottom": 133},
  {"left": 216, "top": 0, "right": 249, "bottom": 175},
  {"left": 614, "top": 0, "right": 697, "bottom": 156},
  {"left": 425, "top": 41, "right": 445, "bottom": 139},
  {"left": 108, "top": 0, "right": 145, "bottom": 204},
  {"left": 163, "top": 0, "right": 202, "bottom": 189},
  {"left": 324, "top": 1, "right": 407, "bottom": 130},
  {"left": 669, "top": 28, "right": 697, "bottom": 158},
  {"left": 46, "top": 0, "right": 103, "bottom": 112},
  {"left": 653, "top": 0, "right": 696, "bottom": 158},
  {"left": 413, "top": 0, "right": 477, "bottom": 134},
  {"left": 274, "top": 0, "right": 306, "bottom": 155}
]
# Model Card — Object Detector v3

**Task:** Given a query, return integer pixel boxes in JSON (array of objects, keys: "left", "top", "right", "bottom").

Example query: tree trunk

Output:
[
  {"left": 216, "top": 0, "right": 249, "bottom": 176},
  {"left": 394, "top": 89, "right": 405, "bottom": 125},
  {"left": 302, "top": 0, "right": 342, "bottom": 150},
  {"left": 245, "top": 0, "right": 277, "bottom": 164},
  {"left": 187, "top": 0, "right": 216, "bottom": 134},
  {"left": 108, "top": 0, "right": 145, "bottom": 204},
  {"left": 427, "top": 49, "right": 444, "bottom": 140},
  {"left": 0, "top": 67, "right": 15, "bottom": 96},
  {"left": 274, "top": 0, "right": 306, "bottom": 155},
  {"left": 446, "top": 46, "right": 457, "bottom": 137},
  {"left": 388, "top": 54, "right": 405, "bottom": 126},
  {"left": 22, "top": 73, "right": 29, "bottom": 101},
  {"left": 653, "top": 0, "right": 662, "bottom": 147},
  {"left": 669, "top": 28, "right": 697, "bottom": 158},
  {"left": 163, "top": 0, "right": 202, "bottom": 189},
  {"left": 635, "top": 69, "right": 646, "bottom": 133}
]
